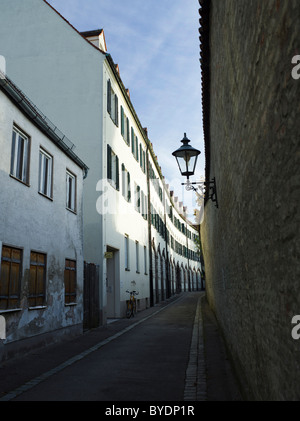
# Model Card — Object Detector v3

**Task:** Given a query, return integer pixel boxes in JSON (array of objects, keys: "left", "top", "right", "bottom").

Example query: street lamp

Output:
[{"left": 172, "top": 133, "right": 218, "bottom": 208}]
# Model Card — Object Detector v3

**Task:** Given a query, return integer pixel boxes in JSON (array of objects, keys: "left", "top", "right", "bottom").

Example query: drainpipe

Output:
[
  {"left": 163, "top": 188, "right": 171, "bottom": 299},
  {"left": 146, "top": 145, "right": 154, "bottom": 307}
]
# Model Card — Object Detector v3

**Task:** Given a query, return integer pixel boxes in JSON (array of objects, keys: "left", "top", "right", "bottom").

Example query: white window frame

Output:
[
  {"left": 10, "top": 126, "right": 30, "bottom": 184},
  {"left": 39, "top": 148, "right": 53, "bottom": 198},
  {"left": 66, "top": 170, "right": 76, "bottom": 212}
]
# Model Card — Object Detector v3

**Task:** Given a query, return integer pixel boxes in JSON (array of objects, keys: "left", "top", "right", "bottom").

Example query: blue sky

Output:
[{"left": 47, "top": 0, "right": 204, "bottom": 218}]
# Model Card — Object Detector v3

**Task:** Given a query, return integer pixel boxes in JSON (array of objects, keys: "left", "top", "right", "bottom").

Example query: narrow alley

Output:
[{"left": 0, "top": 293, "right": 242, "bottom": 402}]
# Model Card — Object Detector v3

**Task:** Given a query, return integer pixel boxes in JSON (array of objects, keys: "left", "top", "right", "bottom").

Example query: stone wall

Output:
[{"left": 200, "top": 0, "right": 300, "bottom": 400}]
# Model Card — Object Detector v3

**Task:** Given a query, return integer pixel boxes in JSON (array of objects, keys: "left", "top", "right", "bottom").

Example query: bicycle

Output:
[{"left": 126, "top": 290, "right": 139, "bottom": 318}]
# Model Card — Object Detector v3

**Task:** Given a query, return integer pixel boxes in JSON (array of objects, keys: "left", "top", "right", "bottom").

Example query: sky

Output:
[{"left": 47, "top": 0, "right": 205, "bottom": 220}]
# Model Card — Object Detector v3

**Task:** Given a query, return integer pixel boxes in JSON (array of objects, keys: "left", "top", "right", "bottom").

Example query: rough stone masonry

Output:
[{"left": 200, "top": 0, "right": 300, "bottom": 400}]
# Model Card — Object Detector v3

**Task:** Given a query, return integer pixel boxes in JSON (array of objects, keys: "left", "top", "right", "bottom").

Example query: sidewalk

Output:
[
  {"left": 0, "top": 292, "right": 243, "bottom": 401},
  {"left": 201, "top": 294, "right": 243, "bottom": 401}
]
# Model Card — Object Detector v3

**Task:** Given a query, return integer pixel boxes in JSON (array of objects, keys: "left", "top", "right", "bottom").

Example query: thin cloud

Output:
[{"left": 46, "top": 0, "right": 204, "bottom": 213}]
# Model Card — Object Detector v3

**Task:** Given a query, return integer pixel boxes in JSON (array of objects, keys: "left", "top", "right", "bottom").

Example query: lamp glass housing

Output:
[{"left": 172, "top": 133, "right": 200, "bottom": 179}]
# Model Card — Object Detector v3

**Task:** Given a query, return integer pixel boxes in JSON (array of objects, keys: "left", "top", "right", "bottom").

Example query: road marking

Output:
[{"left": 0, "top": 295, "right": 185, "bottom": 401}]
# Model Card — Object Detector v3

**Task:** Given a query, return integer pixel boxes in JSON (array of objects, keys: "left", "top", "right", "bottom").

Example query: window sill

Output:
[
  {"left": 108, "top": 113, "right": 118, "bottom": 127},
  {"left": 9, "top": 174, "right": 30, "bottom": 187},
  {"left": 107, "top": 180, "right": 120, "bottom": 192},
  {"left": 65, "top": 303, "right": 77, "bottom": 307},
  {"left": 38, "top": 191, "right": 53, "bottom": 201},
  {"left": 0, "top": 308, "right": 22, "bottom": 314},
  {"left": 66, "top": 207, "right": 77, "bottom": 215},
  {"left": 28, "top": 306, "right": 47, "bottom": 310}
]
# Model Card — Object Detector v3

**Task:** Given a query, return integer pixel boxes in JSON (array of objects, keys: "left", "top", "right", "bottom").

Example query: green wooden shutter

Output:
[
  {"left": 115, "top": 95, "right": 119, "bottom": 127},
  {"left": 127, "top": 172, "right": 131, "bottom": 202},
  {"left": 107, "top": 80, "right": 111, "bottom": 114},
  {"left": 126, "top": 118, "right": 130, "bottom": 145},
  {"left": 107, "top": 144, "right": 112, "bottom": 180},
  {"left": 135, "top": 137, "right": 139, "bottom": 161},
  {"left": 121, "top": 163, "right": 125, "bottom": 196},
  {"left": 116, "top": 155, "right": 119, "bottom": 191},
  {"left": 140, "top": 144, "right": 143, "bottom": 168},
  {"left": 121, "top": 106, "right": 124, "bottom": 137},
  {"left": 131, "top": 128, "right": 135, "bottom": 155}
]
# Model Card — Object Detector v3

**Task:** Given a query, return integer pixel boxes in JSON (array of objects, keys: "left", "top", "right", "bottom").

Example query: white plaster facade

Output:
[
  {"left": 0, "top": 0, "right": 203, "bottom": 326},
  {"left": 0, "top": 75, "right": 87, "bottom": 354}
]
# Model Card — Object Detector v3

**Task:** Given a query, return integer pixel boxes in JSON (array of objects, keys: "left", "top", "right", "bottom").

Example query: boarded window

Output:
[
  {"left": 64, "top": 259, "right": 77, "bottom": 304},
  {"left": 29, "top": 252, "right": 46, "bottom": 307},
  {"left": 0, "top": 246, "right": 22, "bottom": 310}
]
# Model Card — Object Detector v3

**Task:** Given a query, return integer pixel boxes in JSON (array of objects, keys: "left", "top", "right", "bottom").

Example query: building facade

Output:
[
  {"left": 0, "top": 0, "right": 202, "bottom": 326},
  {"left": 0, "top": 72, "right": 88, "bottom": 361}
]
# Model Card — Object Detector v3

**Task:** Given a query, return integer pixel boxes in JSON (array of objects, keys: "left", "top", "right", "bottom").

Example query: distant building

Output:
[
  {"left": 0, "top": 0, "right": 201, "bottom": 326},
  {"left": 0, "top": 72, "right": 88, "bottom": 361}
]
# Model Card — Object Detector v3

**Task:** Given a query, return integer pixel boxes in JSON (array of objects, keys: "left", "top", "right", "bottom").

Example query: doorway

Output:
[{"left": 106, "top": 246, "right": 120, "bottom": 318}]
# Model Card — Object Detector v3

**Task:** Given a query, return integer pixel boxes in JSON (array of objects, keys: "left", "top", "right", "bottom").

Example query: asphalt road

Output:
[{"left": 0, "top": 292, "right": 204, "bottom": 402}]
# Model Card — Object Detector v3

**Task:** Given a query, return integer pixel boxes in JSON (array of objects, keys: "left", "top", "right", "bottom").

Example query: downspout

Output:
[
  {"left": 163, "top": 189, "right": 171, "bottom": 299},
  {"left": 146, "top": 145, "right": 154, "bottom": 307}
]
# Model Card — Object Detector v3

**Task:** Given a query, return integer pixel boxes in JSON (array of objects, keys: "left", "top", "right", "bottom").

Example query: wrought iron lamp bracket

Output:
[{"left": 182, "top": 177, "right": 219, "bottom": 208}]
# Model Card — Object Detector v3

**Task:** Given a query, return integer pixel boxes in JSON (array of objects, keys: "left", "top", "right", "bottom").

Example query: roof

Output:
[
  {"left": 80, "top": 29, "right": 108, "bottom": 53},
  {"left": 0, "top": 71, "right": 89, "bottom": 178},
  {"left": 198, "top": 0, "right": 211, "bottom": 188},
  {"left": 43, "top": 0, "right": 106, "bottom": 55},
  {"left": 80, "top": 29, "right": 103, "bottom": 37}
]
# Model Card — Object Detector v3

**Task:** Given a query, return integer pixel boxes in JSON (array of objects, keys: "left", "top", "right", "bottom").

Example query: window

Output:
[
  {"left": 134, "top": 184, "right": 141, "bottom": 213},
  {"left": 107, "top": 79, "right": 118, "bottom": 126},
  {"left": 121, "top": 106, "right": 130, "bottom": 145},
  {"left": 64, "top": 259, "right": 76, "bottom": 304},
  {"left": 29, "top": 252, "right": 46, "bottom": 307},
  {"left": 39, "top": 148, "right": 53, "bottom": 198},
  {"left": 136, "top": 241, "right": 140, "bottom": 273},
  {"left": 121, "top": 164, "right": 131, "bottom": 202},
  {"left": 139, "top": 144, "right": 143, "bottom": 169},
  {"left": 143, "top": 151, "right": 146, "bottom": 173},
  {"left": 107, "top": 145, "right": 119, "bottom": 190},
  {"left": 131, "top": 127, "right": 135, "bottom": 156},
  {"left": 0, "top": 246, "right": 22, "bottom": 310},
  {"left": 141, "top": 190, "right": 148, "bottom": 220},
  {"left": 125, "top": 235, "right": 130, "bottom": 271},
  {"left": 135, "top": 136, "right": 139, "bottom": 161},
  {"left": 144, "top": 246, "right": 148, "bottom": 275},
  {"left": 10, "top": 126, "right": 30, "bottom": 184},
  {"left": 66, "top": 170, "right": 76, "bottom": 212}
]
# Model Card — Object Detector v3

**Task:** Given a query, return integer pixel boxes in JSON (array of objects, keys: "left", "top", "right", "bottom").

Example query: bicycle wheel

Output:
[
  {"left": 132, "top": 299, "right": 137, "bottom": 317},
  {"left": 126, "top": 301, "right": 133, "bottom": 318}
]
